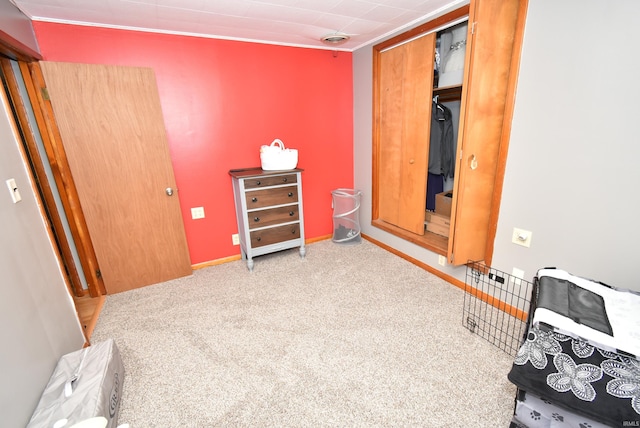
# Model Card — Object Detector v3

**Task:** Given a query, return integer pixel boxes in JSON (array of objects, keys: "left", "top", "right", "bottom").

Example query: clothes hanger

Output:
[{"left": 432, "top": 95, "right": 445, "bottom": 112}]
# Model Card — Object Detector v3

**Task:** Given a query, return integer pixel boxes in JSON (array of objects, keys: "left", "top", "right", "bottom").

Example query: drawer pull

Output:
[
  {"left": 289, "top": 211, "right": 294, "bottom": 216},
  {"left": 256, "top": 181, "right": 261, "bottom": 186},
  {"left": 254, "top": 217, "right": 260, "bottom": 222},
  {"left": 251, "top": 197, "right": 258, "bottom": 202},
  {"left": 283, "top": 177, "right": 288, "bottom": 182},
  {"left": 256, "top": 237, "right": 262, "bottom": 242},
  {"left": 288, "top": 192, "right": 293, "bottom": 197},
  {"left": 291, "top": 228, "right": 296, "bottom": 234}
]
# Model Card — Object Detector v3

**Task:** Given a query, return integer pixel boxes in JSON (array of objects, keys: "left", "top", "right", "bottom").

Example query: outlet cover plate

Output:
[
  {"left": 511, "top": 267, "right": 524, "bottom": 286},
  {"left": 191, "top": 207, "right": 205, "bottom": 219}
]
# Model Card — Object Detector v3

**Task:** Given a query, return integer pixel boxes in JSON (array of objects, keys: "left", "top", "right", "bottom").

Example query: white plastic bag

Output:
[
  {"left": 260, "top": 139, "right": 298, "bottom": 170},
  {"left": 27, "top": 339, "right": 124, "bottom": 428}
]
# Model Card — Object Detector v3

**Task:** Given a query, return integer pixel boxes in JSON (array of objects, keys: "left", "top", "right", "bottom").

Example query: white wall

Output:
[
  {"left": 491, "top": 0, "right": 640, "bottom": 290},
  {"left": 354, "top": 0, "right": 640, "bottom": 291},
  {"left": 0, "top": 87, "right": 85, "bottom": 426}
]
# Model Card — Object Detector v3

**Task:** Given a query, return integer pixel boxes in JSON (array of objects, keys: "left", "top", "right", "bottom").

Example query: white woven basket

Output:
[{"left": 260, "top": 139, "right": 298, "bottom": 170}]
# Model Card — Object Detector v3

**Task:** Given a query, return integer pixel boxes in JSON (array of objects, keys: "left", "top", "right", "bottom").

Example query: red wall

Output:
[{"left": 33, "top": 22, "right": 354, "bottom": 265}]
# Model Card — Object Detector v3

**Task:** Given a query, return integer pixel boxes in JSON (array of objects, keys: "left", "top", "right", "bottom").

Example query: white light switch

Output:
[
  {"left": 6, "top": 178, "right": 22, "bottom": 203},
  {"left": 511, "top": 227, "right": 532, "bottom": 247}
]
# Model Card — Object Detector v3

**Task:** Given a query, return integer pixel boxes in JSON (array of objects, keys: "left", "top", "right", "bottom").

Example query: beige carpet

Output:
[{"left": 91, "top": 239, "right": 517, "bottom": 427}]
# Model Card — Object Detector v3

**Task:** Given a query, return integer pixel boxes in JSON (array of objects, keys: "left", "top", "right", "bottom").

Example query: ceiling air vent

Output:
[{"left": 320, "top": 33, "right": 350, "bottom": 45}]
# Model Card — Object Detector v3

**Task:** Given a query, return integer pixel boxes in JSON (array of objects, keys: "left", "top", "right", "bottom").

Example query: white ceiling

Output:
[{"left": 10, "top": 0, "right": 465, "bottom": 51}]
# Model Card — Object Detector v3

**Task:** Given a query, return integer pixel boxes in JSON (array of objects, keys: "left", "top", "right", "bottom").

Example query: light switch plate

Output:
[
  {"left": 6, "top": 178, "right": 22, "bottom": 203},
  {"left": 512, "top": 227, "right": 532, "bottom": 247}
]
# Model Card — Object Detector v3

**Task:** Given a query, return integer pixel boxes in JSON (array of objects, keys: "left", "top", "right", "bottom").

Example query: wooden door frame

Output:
[
  {"left": 0, "top": 34, "right": 105, "bottom": 297},
  {"left": 26, "top": 62, "right": 106, "bottom": 296},
  {"left": 1, "top": 58, "right": 83, "bottom": 297},
  {"left": 0, "top": 28, "right": 41, "bottom": 62}
]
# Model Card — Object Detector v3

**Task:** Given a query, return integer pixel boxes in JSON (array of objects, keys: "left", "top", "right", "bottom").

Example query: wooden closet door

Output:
[
  {"left": 39, "top": 62, "right": 192, "bottom": 293},
  {"left": 448, "top": 0, "right": 523, "bottom": 264},
  {"left": 377, "top": 33, "right": 435, "bottom": 234}
]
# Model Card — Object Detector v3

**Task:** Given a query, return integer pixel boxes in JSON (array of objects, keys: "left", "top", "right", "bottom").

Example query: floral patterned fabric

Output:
[{"left": 508, "top": 326, "right": 640, "bottom": 426}]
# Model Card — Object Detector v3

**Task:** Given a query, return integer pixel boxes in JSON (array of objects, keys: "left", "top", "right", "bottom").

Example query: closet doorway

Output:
[
  {"left": 372, "top": 0, "right": 526, "bottom": 265},
  {"left": 373, "top": 7, "right": 470, "bottom": 258}
]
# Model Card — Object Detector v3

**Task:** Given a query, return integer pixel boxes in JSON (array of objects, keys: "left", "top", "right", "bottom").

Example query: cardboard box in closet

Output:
[
  {"left": 435, "top": 190, "right": 453, "bottom": 217},
  {"left": 425, "top": 211, "right": 450, "bottom": 237}
]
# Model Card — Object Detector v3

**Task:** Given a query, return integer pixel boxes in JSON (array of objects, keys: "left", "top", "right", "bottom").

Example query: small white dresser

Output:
[{"left": 229, "top": 168, "right": 306, "bottom": 271}]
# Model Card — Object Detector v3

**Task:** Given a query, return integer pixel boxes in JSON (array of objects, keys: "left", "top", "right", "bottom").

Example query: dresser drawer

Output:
[
  {"left": 244, "top": 174, "right": 297, "bottom": 189},
  {"left": 247, "top": 205, "right": 300, "bottom": 230},
  {"left": 245, "top": 185, "right": 298, "bottom": 209},
  {"left": 250, "top": 223, "right": 300, "bottom": 248}
]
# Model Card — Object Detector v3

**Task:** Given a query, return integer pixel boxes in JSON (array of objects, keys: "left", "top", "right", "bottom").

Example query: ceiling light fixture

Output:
[{"left": 320, "top": 32, "right": 350, "bottom": 45}]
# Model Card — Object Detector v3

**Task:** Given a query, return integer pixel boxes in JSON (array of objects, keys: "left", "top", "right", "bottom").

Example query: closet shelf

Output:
[{"left": 433, "top": 84, "right": 462, "bottom": 102}]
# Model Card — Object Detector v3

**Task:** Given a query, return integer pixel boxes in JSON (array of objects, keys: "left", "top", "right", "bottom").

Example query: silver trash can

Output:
[{"left": 331, "top": 188, "right": 362, "bottom": 244}]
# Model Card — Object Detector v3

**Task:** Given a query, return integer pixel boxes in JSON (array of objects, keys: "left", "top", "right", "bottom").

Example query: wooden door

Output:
[
  {"left": 377, "top": 33, "right": 435, "bottom": 234},
  {"left": 38, "top": 62, "right": 192, "bottom": 293},
  {"left": 448, "top": 0, "right": 523, "bottom": 264}
]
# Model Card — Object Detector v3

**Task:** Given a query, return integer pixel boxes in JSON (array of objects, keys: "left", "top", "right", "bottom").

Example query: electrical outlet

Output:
[
  {"left": 438, "top": 255, "right": 446, "bottom": 266},
  {"left": 191, "top": 207, "right": 205, "bottom": 219},
  {"left": 511, "top": 267, "right": 524, "bottom": 286},
  {"left": 232, "top": 234, "right": 239, "bottom": 245},
  {"left": 512, "top": 227, "right": 532, "bottom": 247}
]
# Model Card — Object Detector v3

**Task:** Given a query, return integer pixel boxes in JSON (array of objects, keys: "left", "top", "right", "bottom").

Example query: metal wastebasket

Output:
[{"left": 331, "top": 188, "right": 362, "bottom": 244}]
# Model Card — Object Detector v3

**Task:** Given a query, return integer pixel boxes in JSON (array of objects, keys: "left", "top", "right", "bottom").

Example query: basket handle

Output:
[{"left": 270, "top": 139, "right": 285, "bottom": 150}]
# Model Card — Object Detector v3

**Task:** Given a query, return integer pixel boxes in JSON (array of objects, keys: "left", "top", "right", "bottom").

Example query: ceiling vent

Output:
[{"left": 320, "top": 33, "right": 350, "bottom": 45}]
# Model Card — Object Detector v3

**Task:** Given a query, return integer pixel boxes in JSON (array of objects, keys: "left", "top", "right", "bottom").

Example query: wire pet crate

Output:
[{"left": 463, "top": 262, "right": 534, "bottom": 356}]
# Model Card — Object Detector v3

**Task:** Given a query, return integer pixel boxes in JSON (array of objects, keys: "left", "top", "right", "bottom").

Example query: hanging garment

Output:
[
  {"left": 429, "top": 102, "right": 455, "bottom": 179},
  {"left": 426, "top": 173, "right": 444, "bottom": 211},
  {"left": 428, "top": 101, "right": 455, "bottom": 179},
  {"left": 427, "top": 101, "right": 454, "bottom": 210}
]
